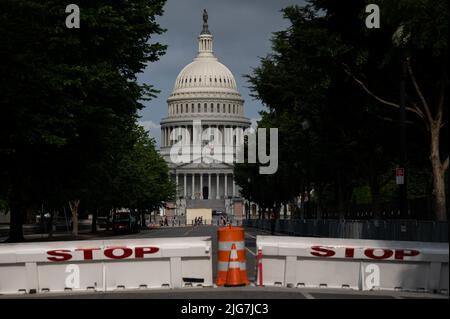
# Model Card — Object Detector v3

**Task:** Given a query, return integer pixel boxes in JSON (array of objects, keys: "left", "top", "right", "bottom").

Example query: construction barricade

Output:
[
  {"left": 217, "top": 226, "right": 249, "bottom": 286},
  {"left": 0, "top": 236, "right": 212, "bottom": 294},
  {"left": 256, "top": 236, "right": 448, "bottom": 293}
]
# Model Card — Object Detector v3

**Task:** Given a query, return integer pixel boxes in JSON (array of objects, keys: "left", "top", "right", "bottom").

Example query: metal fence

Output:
[
  {"left": 152, "top": 215, "right": 243, "bottom": 227},
  {"left": 243, "top": 219, "right": 449, "bottom": 242}
]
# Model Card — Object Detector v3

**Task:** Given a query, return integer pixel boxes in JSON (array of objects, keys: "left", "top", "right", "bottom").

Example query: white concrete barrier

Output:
[
  {"left": 257, "top": 236, "right": 449, "bottom": 293},
  {"left": 0, "top": 237, "right": 212, "bottom": 294}
]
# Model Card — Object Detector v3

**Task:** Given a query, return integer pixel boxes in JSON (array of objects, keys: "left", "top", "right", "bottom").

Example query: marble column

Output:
[
  {"left": 200, "top": 173, "right": 203, "bottom": 199},
  {"left": 208, "top": 173, "right": 211, "bottom": 200},
  {"left": 191, "top": 173, "right": 195, "bottom": 199},
  {"left": 216, "top": 173, "right": 220, "bottom": 199},
  {"left": 224, "top": 173, "right": 228, "bottom": 198},
  {"left": 183, "top": 174, "right": 187, "bottom": 198},
  {"left": 232, "top": 176, "right": 236, "bottom": 197}
]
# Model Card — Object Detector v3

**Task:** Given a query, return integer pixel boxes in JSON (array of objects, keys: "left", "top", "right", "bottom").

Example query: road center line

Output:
[{"left": 245, "top": 232, "right": 256, "bottom": 239}]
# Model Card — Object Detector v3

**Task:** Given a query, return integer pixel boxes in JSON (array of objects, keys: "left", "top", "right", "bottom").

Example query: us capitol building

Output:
[{"left": 159, "top": 10, "right": 251, "bottom": 219}]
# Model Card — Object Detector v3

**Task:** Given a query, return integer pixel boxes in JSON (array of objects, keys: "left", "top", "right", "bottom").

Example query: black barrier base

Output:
[{"left": 224, "top": 283, "right": 246, "bottom": 287}]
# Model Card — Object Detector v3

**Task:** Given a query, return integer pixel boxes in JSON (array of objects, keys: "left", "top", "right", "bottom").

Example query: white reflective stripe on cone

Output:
[
  {"left": 230, "top": 248, "right": 238, "bottom": 260},
  {"left": 218, "top": 241, "right": 245, "bottom": 251},
  {"left": 218, "top": 261, "right": 246, "bottom": 271}
]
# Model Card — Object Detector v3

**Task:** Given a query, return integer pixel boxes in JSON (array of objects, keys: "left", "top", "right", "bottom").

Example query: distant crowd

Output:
[{"left": 194, "top": 216, "right": 203, "bottom": 226}]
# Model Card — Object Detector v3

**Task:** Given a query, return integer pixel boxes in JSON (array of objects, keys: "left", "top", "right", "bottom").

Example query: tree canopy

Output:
[
  {"left": 235, "top": 0, "right": 448, "bottom": 220},
  {"left": 0, "top": 0, "right": 173, "bottom": 241}
]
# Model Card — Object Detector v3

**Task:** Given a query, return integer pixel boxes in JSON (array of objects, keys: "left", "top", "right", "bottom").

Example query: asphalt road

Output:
[
  {"left": 1, "top": 286, "right": 446, "bottom": 299},
  {"left": 0, "top": 225, "right": 447, "bottom": 299}
]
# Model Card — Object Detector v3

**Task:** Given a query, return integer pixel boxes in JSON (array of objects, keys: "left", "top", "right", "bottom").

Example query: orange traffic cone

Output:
[
  {"left": 224, "top": 243, "right": 246, "bottom": 287},
  {"left": 217, "top": 226, "right": 249, "bottom": 286}
]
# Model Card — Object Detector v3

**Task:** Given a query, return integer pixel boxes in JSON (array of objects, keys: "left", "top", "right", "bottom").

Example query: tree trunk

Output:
[
  {"left": 69, "top": 200, "right": 80, "bottom": 236},
  {"left": 315, "top": 183, "right": 323, "bottom": 220},
  {"left": 91, "top": 209, "right": 98, "bottom": 233},
  {"left": 430, "top": 125, "right": 448, "bottom": 221},
  {"left": 367, "top": 156, "right": 382, "bottom": 219},
  {"left": 140, "top": 211, "right": 146, "bottom": 229},
  {"left": 48, "top": 210, "right": 54, "bottom": 238},
  {"left": 7, "top": 198, "right": 24, "bottom": 242},
  {"left": 25, "top": 206, "right": 34, "bottom": 224},
  {"left": 337, "top": 173, "right": 346, "bottom": 219},
  {"left": 370, "top": 184, "right": 381, "bottom": 219},
  {"left": 299, "top": 197, "right": 305, "bottom": 220}
]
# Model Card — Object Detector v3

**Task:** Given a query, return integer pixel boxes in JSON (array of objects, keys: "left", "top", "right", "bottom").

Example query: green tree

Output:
[
  {"left": 113, "top": 125, "right": 175, "bottom": 223},
  {"left": 239, "top": 0, "right": 447, "bottom": 221},
  {"left": 0, "top": 0, "right": 167, "bottom": 241},
  {"left": 338, "top": 0, "right": 449, "bottom": 220}
]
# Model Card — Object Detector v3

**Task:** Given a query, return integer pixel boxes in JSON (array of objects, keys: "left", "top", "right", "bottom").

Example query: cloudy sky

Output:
[{"left": 138, "top": 0, "right": 307, "bottom": 146}]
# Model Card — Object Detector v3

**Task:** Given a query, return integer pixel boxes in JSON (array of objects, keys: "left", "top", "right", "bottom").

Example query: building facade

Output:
[{"left": 159, "top": 12, "right": 250, "bottom": 218}]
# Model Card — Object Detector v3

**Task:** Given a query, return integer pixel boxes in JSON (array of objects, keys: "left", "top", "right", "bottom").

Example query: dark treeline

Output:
[
  {"left": 235, "top": 0, "right": 448, "bottom": 221},
  {"left": 0, "top": 0, "right": 175, "bottom": 242}
]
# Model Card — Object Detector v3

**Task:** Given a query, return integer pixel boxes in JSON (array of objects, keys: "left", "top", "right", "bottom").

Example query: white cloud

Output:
[
  {"left": 250, "top": 117, "right": 260, "bottom": 129},
  {"left": 138, "top": 120, "right": 161, "bottom": 147},
  {"left": 139, "top": 120, "right": 160, "bottom": 132}
]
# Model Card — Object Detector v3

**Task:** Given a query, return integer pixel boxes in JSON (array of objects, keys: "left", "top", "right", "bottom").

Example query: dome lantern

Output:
[{"left": 198, "top": 9, "right": 213, "bottom": 58}]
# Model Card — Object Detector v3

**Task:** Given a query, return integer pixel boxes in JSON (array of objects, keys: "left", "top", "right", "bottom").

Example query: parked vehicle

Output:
[{"left": 112, "top": 209, "right": 140, "bottom": 234}]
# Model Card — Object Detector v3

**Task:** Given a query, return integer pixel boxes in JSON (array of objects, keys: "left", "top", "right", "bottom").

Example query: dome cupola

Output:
[{"left": 170, "top": 9, "right": 239, "bottom": 95}]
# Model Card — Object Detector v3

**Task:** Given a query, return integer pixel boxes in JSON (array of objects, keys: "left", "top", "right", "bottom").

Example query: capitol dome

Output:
[
  {"left": 173, "top": 58, "right": 238, "bottom": 93},
  {"left": 159, "top": 10, "right": 250, "bottom": 219}
]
